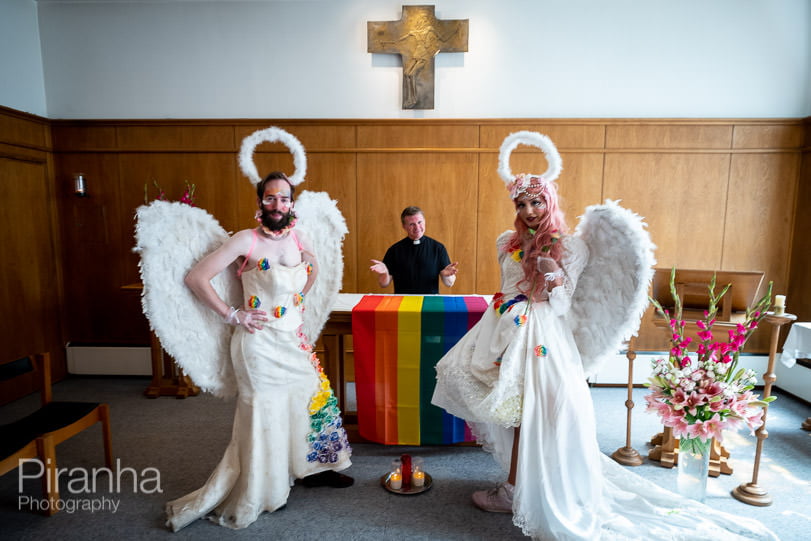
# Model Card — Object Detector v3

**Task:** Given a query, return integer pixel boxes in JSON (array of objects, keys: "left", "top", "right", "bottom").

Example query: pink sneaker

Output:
[{"left": 471, "top": 482, "right": 514, "bottom": 513}]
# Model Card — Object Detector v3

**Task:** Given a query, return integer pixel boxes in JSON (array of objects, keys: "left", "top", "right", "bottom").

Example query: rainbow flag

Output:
[{"left": 352, "top": 295, "right": 488, "bottom": 445}]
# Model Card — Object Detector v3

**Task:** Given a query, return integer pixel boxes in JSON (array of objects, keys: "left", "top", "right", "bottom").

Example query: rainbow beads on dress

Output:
[
  {"left": 273, "top": 306, "right": 287, "bottom": 318},
  {"left": 257, "top": 258, "right": 270, "bottom": 271},
  {"left": 248, "top": 295, "right": 261, "bottom": 309}
]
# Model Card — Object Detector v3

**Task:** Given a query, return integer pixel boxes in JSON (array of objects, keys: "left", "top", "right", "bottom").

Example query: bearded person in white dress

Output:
[{"left": 135, "top": 128, "right": 353, "bottom": 532}]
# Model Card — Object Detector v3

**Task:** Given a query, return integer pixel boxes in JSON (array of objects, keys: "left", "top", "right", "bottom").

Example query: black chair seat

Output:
[
  {"left": 1, "top": 353, "right": 113, "bottom": 516},
  {"left": 0, "top": 402, "right": 100, "bottom": 457}
]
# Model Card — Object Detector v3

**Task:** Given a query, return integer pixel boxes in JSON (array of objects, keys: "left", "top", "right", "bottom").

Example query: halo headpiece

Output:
[
  {"left": 497, "top": 131, "right": 562, "bottom": 199},
  {"left": 239, "top": 126, "right": 307, "bottom": 187}
]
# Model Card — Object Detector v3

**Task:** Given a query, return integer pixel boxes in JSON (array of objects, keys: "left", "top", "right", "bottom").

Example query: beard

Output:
[{"left": 260, "top": 208, "right": 295, "bottom": 231}]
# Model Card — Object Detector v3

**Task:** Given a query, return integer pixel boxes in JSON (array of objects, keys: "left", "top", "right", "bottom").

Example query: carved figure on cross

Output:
[{"left": 368, "top": 5, "right": 469, "bottom": 109}]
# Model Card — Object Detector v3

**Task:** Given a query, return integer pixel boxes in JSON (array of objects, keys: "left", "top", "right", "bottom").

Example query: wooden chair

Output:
[{"left": 0, "top": 353, "right": 113, "bottom": 515}]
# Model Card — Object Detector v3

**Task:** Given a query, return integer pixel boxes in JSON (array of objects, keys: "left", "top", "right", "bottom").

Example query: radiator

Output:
[{"left": 66, "top": 345, "right": 152, "bottom": 376}]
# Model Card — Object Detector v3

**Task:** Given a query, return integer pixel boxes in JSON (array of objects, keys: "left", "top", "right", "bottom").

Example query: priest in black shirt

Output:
[{"left": 370, "top": 206, "right": 458, "bottom": 294}]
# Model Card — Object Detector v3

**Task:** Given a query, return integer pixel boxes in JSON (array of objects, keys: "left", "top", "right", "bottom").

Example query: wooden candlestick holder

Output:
[{"left": 731, "top": 312, "right": 796, "bottom": 506}]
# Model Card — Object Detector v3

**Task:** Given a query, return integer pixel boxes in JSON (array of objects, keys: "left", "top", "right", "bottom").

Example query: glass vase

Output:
[{"left": 677, "top": 435, "right": 711, "bottom": 502}]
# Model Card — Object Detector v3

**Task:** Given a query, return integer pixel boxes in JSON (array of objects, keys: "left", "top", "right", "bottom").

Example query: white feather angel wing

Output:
[
  {"left": 294, "top": 190, "right": 349, "bottom": 343},
  {"left": 569, "top": 199, "right": 657, "bottom": 378},
  {"left": 133, "top": 200, "right": 241, "bottom": 398}
]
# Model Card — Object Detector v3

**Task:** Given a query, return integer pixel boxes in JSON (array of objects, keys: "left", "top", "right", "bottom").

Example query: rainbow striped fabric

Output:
[{"left": 352, "top": 295, "right": 489, "bottom": 445}]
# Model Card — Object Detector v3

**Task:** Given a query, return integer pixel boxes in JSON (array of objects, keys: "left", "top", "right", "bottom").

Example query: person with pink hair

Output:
[
  {"left": 432, "top": 132, "right": 778, "bottom": 540},
  {"left": 502, "top": 173, "right": 568, "bottom": 304}
]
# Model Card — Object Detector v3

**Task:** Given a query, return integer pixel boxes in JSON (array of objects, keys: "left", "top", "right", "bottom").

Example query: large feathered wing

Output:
[
  {"left": 569, "top": 199, "right": 657, "bottom": 378},
  {"left": 133, "top": 200, "right": 241, "bottom": 398},
  {"left": 294, "top": 190, "right": 349, "bottom": 343}
]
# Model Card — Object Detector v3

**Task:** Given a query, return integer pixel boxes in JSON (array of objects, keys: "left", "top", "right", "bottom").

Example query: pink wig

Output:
[{"left": 503, "top": 179, "right": 569, "bottom": 298}]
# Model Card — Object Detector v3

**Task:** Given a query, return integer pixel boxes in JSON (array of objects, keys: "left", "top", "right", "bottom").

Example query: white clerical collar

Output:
[{"left": 412, "top": 239, "right": 421, "bottom": 245}]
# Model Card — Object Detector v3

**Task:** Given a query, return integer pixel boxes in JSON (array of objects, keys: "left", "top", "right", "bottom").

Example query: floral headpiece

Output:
[
  {"left": 498, "top": 131, "right": 562, "bottom": 199},
  {"left": 507, "top": 173, "right": 548, "bottom": 200}
]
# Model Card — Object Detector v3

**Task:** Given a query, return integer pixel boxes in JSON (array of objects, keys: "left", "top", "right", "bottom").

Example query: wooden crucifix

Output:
[{"left": 368, "top": 5, "right": 468, "bottom": 110}]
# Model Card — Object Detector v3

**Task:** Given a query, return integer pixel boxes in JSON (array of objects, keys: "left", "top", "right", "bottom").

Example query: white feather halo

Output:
[
  {"left": 497, "top": 131, "right": 563, "bottom": 186},
  {"left": 238, "top": 126, "right": 307, "bottom": 187}
]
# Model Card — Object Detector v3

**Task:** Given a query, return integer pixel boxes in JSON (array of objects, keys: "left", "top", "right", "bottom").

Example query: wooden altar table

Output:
[{"left": 122, "top": 283, "right": 199, "bottom": 399}]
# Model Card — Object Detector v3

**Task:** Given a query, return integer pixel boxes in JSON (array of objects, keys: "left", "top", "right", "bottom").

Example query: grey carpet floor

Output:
[{"left": 1, "top": 377, "right": 809, "bottom": 540}]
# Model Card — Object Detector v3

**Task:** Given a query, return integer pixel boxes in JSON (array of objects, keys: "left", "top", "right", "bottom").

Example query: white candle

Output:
[
  {"left": 389, "top": 472, "right": 402, "bottom": 490},
  {"left": 774, "top": 295, "right": 785, "bottom": 308},
  {"left": 412, "top": 470, "right": 425, "bottom": 487}
]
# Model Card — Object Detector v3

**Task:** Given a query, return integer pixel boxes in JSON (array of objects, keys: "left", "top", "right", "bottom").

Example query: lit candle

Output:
[
  {"left": 412, "top": 470, "right": 425, "bottom": 487},
  {"left": 411, "top": 456, "right": 425, "bottom": 487},
  {"left": 389, "top": 472, "right": 402, "bottom": 490}
]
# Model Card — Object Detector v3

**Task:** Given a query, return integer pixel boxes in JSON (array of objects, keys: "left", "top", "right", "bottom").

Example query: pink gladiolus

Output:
[{"left": 697, "top": 330, "right": 713, "bottom": 341}]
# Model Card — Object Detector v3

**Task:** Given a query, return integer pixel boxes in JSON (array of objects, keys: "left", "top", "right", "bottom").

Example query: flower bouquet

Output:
[{"left": 645, "top": 268, "right": 775, "bottom": 454}]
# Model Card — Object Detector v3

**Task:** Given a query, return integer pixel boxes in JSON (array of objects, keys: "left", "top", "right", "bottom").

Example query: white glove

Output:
[
  {"left": 537, "top": 256, "right": 564, "bottom": 285},
  {"left": 224, "top": 307, "right": 266, "bottom": 333}
]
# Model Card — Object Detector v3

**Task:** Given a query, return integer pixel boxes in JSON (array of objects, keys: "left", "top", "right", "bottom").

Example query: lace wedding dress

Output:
[{"left": 432, "top": 233, "right": 777, "bottom": 540}]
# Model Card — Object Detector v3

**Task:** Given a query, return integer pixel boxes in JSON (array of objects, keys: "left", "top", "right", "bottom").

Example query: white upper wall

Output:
[
  {"left": 12, "top": 0, "right": 811, "bottom": 119},
  {"left": 1, "top": 0, "right": 47, "bottom": 117}
]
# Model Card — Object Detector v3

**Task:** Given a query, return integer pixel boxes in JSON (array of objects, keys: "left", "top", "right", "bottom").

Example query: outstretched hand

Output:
[
  {"left": 440, "top": 261, "right": 460, "bottom": 277},
  {"left": 369, "top": 259, "right": 388, "bottom": 275}
]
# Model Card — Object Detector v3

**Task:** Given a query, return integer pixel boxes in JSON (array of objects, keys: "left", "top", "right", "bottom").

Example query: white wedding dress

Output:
[
  {"left": 432, "top": 233, "right": 778, "bottom": 540},
  {"left": 166, "top": 260, "right": 352, "bottom": 531}
]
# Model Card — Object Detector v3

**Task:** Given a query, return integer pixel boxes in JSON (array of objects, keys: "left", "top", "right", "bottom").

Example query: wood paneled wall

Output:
[
  {"left": 0, "top": 107, "right": 65, "bottom": 403},
  {"left": 3, "top": 114, "right": 807, "bottom": 388},
  {"left": 789, "top": 120, "right": 811, "bottom": 323}
]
